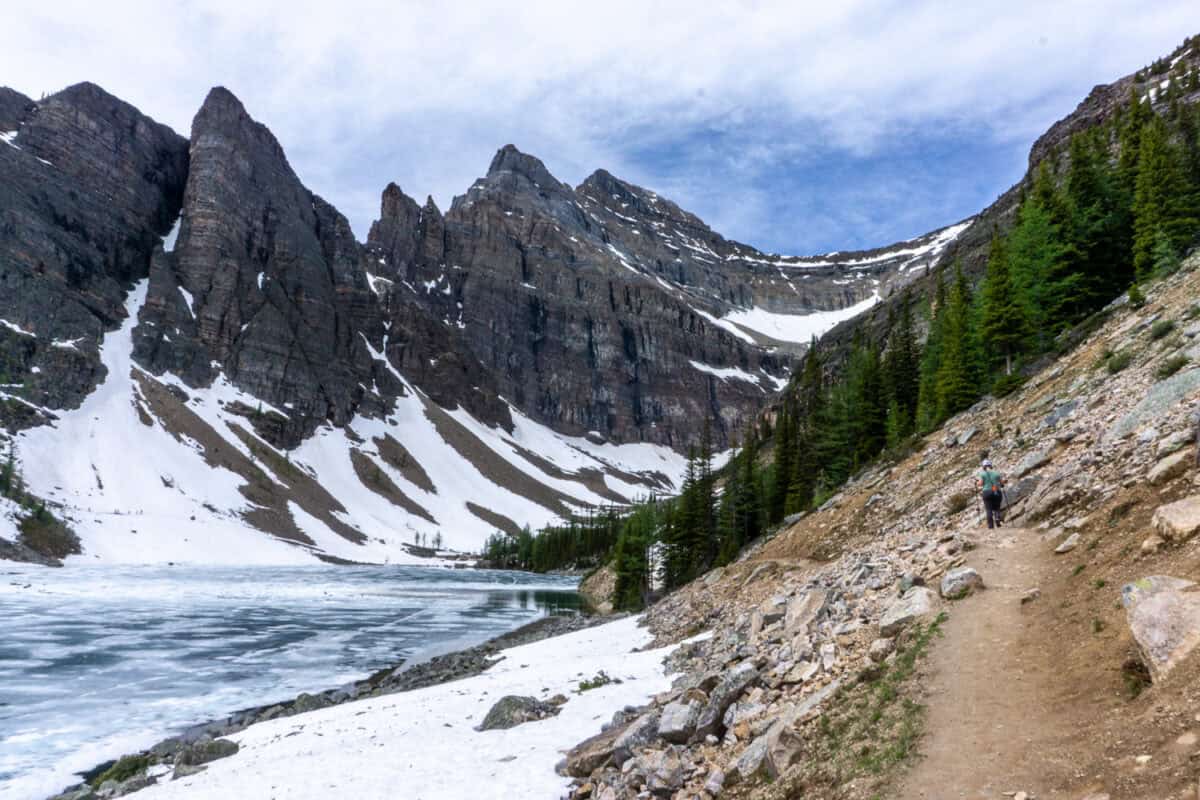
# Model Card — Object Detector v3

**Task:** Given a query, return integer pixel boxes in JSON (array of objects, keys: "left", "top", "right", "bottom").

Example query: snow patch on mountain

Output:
[
  {"left": 722, "top": 292, "right": 882, "bottom": 345},
  {"left": 15, "top": 283, "right": 687, "bottom": 565}
]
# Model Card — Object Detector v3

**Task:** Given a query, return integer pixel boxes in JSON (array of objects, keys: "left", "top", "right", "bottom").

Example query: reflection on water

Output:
[{"left": 0, "top": 563, "right": 580, "bottom": 800}]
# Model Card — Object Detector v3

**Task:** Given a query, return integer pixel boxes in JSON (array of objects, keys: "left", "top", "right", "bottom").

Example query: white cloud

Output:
[{"left": 2, "top": 0, "right": 1194, "bottom": 250}]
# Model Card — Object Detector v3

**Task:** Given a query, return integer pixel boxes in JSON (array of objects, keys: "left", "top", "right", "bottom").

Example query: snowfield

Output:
[
  {"left": 132, "top": 616, "right": 684, "bottom": 800},
  {"left": 721, "top": 292, "right": 881, "bottom": 345},
  {"left": 15, "top": 283, "right": 689, "bottom": 564}
]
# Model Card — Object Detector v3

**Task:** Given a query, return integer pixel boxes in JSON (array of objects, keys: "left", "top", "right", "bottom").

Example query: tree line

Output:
[{"left": 486, "top": 51, "right": 1200, "bottom": 611}]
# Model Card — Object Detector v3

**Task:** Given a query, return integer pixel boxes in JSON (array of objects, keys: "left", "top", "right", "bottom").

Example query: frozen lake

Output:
[{"left": 0, "top": 563, "right": 580, "bottom": 800}]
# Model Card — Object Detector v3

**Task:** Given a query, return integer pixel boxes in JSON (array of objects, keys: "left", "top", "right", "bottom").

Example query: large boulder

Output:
[
  {"left": 784, "top": 588, "right": 830, "bottom": 636},
  {"left": 563, "top": 710, "right": 658, "bottom": 776},
  {"left": 477, "top": 695, "right": 560, "bottom": 731},
  {"left": 940, "top": 567, "right": 985, "bottom": 600},
  {"left": 879, "top": 587, "right": 936, "bottom": 636},
  {"left": 692, "top": 662, "right": 759, "bottom": 742},
  {"left": 1121, "top": 576, "right": 1200, "bottom": 682},
  {"left": 656, "top": 699, "right": 702, "bottom": 744},
  {"left": 1152, "top": 496, "right": 1200, "bottom": 542}
]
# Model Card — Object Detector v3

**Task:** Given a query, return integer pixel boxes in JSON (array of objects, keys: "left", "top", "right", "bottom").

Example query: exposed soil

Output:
[{"left": 896, "top": 527, "right": 1082, "bottom": 799}]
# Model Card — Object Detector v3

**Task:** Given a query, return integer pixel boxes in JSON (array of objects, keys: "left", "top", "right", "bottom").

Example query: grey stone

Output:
[
  {"left": 880, "top": 587, "right": 937, "bottom": 635},
  {"left": 656, "top": 699, "right": 702, "bottom": 744},
  {"left": 1148, "top": 450, "right": 1192, "bottom": 485},
  {"left": 1014, "top": 447, "right": 1054, "bottom": 479},
  {"left": 784, "top": 589, "right": 829, "bottom": 636},
  {"left": 868, "top": 638, "right": 895, "bottom": 662},
  {"left": 1122, "top": 576, "right": 1200, "bottom": 681},
  {"left": 477, "top": 695, "right": 560, "bottom": 731},
  {"left": 1153, "top": 496, "right": 1200, "bottom": 542},
  {"left": 1156, "top": 430, "right": 1195, "bottom": 457},
  {"left": 940, "top": 567, "right": 985, "bottom": 599},
  {"left": 1054, "top": 533, "right": 1081, "bottom": 554},
  {"left": 692, "top": 662, "right": 759, "bottom": 742},
  {"left": 703, "top": 768, "right": 726, "bottom": 796},
  {"left": 173, "top": 738, "right": 239, "bottom": 770}
]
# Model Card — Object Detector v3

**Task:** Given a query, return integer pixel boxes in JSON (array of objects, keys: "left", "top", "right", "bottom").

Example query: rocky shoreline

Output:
[{"left": 49, "top": 611, "right": 620, "bottom": 800}]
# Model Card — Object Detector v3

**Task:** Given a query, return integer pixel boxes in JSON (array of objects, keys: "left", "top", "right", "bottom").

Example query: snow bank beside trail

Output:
[{"left": 135, "top": 616, "right": 680, "bottom": 800}]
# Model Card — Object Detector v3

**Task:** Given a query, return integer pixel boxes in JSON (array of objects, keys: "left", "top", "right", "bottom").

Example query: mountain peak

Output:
[{"left": 486, "top": 144, "right": 560, "bottom": 188}]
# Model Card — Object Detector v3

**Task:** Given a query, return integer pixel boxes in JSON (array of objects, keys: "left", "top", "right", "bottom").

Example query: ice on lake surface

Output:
[{"left": 0, "top": 563, "right": 580, "bottom": 800}]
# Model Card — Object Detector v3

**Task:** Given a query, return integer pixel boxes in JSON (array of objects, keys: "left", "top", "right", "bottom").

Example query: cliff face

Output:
[
  {"left": 0, "top": 82, "right": 969, "bottom": 561},
  {"left": 0, "top": 83, "right": 187, "bottom": 424}
]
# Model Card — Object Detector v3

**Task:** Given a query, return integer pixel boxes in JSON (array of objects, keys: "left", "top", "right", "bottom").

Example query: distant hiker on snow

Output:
[{"left": 976, "top": 459, "right": 1005, "bottom": 529}]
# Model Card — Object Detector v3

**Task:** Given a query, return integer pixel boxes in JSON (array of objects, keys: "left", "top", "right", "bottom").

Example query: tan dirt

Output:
[{"left": 896, "top": 526, "right": 1084, "bottom": 799}]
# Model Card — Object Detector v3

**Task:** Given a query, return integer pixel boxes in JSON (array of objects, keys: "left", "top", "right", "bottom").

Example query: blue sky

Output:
[{"left": 2, "top": 1, "right": 1196, "bottom": 254}]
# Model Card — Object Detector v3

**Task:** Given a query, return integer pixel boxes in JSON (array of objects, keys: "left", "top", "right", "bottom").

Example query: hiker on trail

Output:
[{"left": 976, "top": 459, "right": 1005, "bottom": 530}]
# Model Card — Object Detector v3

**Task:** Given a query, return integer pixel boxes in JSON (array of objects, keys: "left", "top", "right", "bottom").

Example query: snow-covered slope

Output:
[{"left": 16, "top": 284, "right": 687, "bottom": 565}]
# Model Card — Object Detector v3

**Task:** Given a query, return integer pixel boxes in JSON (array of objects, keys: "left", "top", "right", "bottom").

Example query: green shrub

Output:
[
  {"left": 1156, "top": 354, "right": 1189, "bottom": 379},
  {"left": 991, "top": 372, "right": 1025, "bottom": 397},
  {"left": 91, "top": 754, "right": 151, "bottom": 787},
  {"left": 1128, "top": 283, "right": 1146, "bottom": 308},
  {"left": 1105, "top": 351, "right": 1132, "bottom": 374},
  {"left": 576, "top": 671, "right": 621, "bottom": 692},
  {"left": 1150, "top": 319, "right": 1176, "bottom": 340}
]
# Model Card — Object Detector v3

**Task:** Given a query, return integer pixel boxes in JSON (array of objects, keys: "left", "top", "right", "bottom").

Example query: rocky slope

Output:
[
  {"left": 0, "top": 83, "right": 968, "bottom": 563},
  {"left": 559, "top": 252, "right": 1200, "bottom": 800}
]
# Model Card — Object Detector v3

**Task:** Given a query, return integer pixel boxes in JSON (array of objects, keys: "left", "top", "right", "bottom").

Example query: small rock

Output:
[
  {"left": 1141, "top": 535, "right": 1165, "bottom": 556},
  {"left": 703, "top": 768, "right": 725, "bottom": 796},
  {"left": 1054, "top": 532, "right": 1081, "bottom": 554},
  {"left": 940, "top": 567, "right": 985, "bottom": 600},
  {"left": 1020, "top": 588, "right": 1041, "bottom": 605},
  {"left": 867, "top": 638, "right": 895, "bottom": 662}
]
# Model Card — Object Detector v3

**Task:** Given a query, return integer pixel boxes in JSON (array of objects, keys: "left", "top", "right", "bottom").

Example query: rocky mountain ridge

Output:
[{"left": 0, "top": 81, "right": 966, "bottom": 563}]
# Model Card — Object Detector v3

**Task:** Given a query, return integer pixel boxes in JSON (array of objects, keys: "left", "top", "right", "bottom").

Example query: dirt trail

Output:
[{"left": 897, "top": 526, "right": 1084, "bottom": 800}]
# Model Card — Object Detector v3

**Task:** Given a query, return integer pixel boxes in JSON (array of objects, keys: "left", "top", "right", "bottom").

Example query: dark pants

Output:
[{"left": 982, "top": 490, "right": 1003, "bottom": 529}]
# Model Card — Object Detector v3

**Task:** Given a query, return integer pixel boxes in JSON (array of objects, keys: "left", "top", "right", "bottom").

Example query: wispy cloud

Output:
[{"left": 3, "top": 0, "right": 1194, "bottom": 252}]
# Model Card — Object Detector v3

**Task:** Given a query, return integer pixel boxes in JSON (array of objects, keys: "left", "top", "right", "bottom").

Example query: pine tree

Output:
[
  {"left": 769, "top": 404, "right": 794, "bottom": 523},
  {"left": 934, "top": 264, "right": 980, "bottom": 420},
  {"left": 1007, "top": 171, "right": 1072, "bottom": 346},
  {"left": 882, "top": 298, "right": 920, "bottom": 434},
  {"left": 1133, "top": 115, "right": 1200, "bottom": 278},
  {"left": 978, "top": 230, "right": 1029, "bottom": 377},
  {"left": 915, "top": 269, "right": 948, "bottom": 432}
]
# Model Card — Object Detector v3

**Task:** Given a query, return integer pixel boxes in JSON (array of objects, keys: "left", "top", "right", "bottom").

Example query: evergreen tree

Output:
[
  {"left": 769, "top": 404, "right": 794, "bottom": 523},
  {"left": 1133, "top": 115, "right": 1200, "bottom": 278},
  {"left": 1007, "top": 172, "right": 1071, "bottom": 346},
  {"left": 882, "top": 298, "right": 920, "bottom": 435},
  {"left": 915, "top": 269, "right": 948, "bottom": 432},
  {"left": 934, "top": 264, "right": 980, "bottom": 420},
  {"left": 978, "top": 230, "right": 1029, "bottom": 377}
]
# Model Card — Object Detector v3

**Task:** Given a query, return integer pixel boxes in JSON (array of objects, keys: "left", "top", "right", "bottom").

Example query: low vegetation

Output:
[
  {"left": 764, "top": 614, "right": 947, "bottom": 798},
  {"left": 90, "top": 754, "right": 151, "bottom": 787}
]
